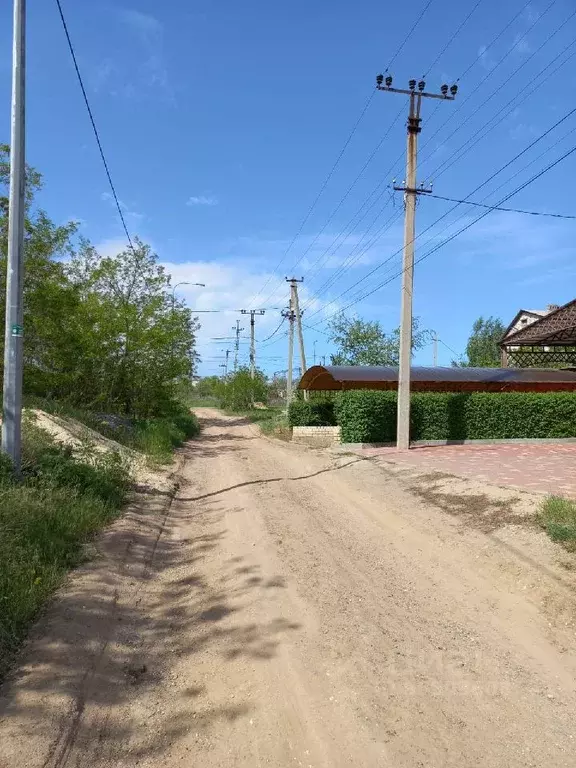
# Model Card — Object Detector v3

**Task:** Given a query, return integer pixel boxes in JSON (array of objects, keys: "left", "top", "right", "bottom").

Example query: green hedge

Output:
[
  {"left": 337, "top": 391, "right": 576, "bottom": 443},
  {"left": 288, "top": 399, "right": 337, "bottom": 427}
]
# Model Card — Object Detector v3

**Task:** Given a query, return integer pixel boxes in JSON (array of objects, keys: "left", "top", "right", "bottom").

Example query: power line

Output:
[
  {"left": 428, "top": 193, "right": 576, "bottom": 219},
  {"left": 248, "top": 91, "right": 377, "bottom": 307},
  {"left": 423, "top": 39, "right": 576, "bottom": 183},
  {"left": 54, "top": 0, "right": 134, "bottom": 251},
  {"left": 250, "top": 1, "right": 438, "bottom": 308},
  {"left": 319, "top": 141, "right": 576, "bottom": 323},
  {"left": 258, "top": 316, "right": 286, "bottom": 344},
  {"left": 439, "top": 339, "right": 462, "bottom": 359},
  {"left": 257, "top": 105, "right": 405, "bottom": 307},
  {"left": 422, "top": 0, "right": 484, "bottom": 77},
  {"left": 386, "top": 0, "right": 435, "bottom": 71},
  {"left": 303, "top": 103, "right": 576, "bottom": 323},
  {"left": 410, "top": 0, "right": 561, "bottom": 177}
]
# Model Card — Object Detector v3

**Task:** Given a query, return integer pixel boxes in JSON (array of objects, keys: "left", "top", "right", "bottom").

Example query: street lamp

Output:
[
  {"left": 171, "top": 280, "right": 205, "bottom": 307},
  {"left": 171, "top": 281, "right": 206, "bottom": 378}
]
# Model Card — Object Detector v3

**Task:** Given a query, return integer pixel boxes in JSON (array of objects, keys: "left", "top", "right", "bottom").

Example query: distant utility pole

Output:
[
  {"left": 286, "top": 277, "right": 308, "bottom": 400},
  {"left": 241, "top": 309, "right": 265, "bottom": 379},
  {"left": 232, "top": 320, "right": 244, "bottom": 373},
  {"left": 3, "top": 0, "right": 26, "bottom": 473},
  {"left": 377, "top": 74, "right": 457, "bottom": 450},
  {"left": 432, "top": 331, "right": 438, "bottom": 367},
  {"left": 221, "top": 348, "right": 231, "bottom": 377},
  {"left": 313, "top": 339, "right": 317, "bottom": 366}
]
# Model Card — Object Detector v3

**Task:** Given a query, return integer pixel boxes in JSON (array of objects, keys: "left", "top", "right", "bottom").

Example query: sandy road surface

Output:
[{"left": 1, "top": 408, "right": 576, "bottom": 767}]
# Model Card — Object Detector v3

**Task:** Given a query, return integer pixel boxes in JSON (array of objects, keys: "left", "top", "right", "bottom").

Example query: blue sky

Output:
[{"left": 1, "top": 0, "right": 575, "bottom": 374}]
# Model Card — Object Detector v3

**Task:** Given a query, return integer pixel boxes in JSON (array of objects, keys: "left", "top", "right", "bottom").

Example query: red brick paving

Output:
[{"left": 362, "top": 443, "right": 576, "bottom": 498}]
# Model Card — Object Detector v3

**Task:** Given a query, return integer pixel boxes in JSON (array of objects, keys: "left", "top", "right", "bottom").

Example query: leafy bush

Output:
[
  {"left": 288, "top": 399, "right": 336, "bottom": 427},
  {"left": 337, "top": 391, "right": 576, "bottom": 443},
  {"left": 0, "top": 423, "right": 131, "bottom": 679},
  {"left": 216, "top": 368, "right": 268, "bottom": 411}
]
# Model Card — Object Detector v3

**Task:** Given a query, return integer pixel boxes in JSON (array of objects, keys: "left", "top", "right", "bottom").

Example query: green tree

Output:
[
  {"left": 460, "top": 316, "right": 505, "bottom": 367},
  {"left": 216, "top": 367, "right": 268, "bottom": 410},
  {"left": 67, "top": 239, "right": 200, "bottom": 416},
  {"left": 195, "top": 376, "right": 220, "bottom": 398},
  {"left": 0, "top": 144, "right": 82, "bottom": 397},
  {"left": 328, "top": 313, "right": 428, "bottom": 366}
]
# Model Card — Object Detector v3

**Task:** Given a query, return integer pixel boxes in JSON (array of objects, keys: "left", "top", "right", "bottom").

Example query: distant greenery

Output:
[
  {"left": 0, "top": 420, "right": 130, "bottom": 679},
  {"left": 328, "top": 313, "right": 428, "bottom": 366},
  {"left": 215, "top": 367, "right": 269, "bottom": 411},
  {"left": 539, "top": 496, "right": 576, "bottom": 551},
  {"left": 457, "top": 316, "right": 505, "bottom": 367}
]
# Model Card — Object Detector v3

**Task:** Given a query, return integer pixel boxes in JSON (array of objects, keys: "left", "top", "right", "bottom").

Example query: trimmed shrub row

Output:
[
  {"left": 337, "top": 391, "right": 576, "bottom": 443},
  {"left": 288, "top": 399, "right": 337, "bottom": 427}
]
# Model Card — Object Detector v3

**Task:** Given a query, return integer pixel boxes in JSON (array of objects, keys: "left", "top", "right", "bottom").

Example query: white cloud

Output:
[
  {"left": 93, "top": 9, "right": 173, "bottom": 102},
  {"left": 101, "top": 191, "right": 146, "bottom": 227},
  {"left": 509, "top": 122, "right": 539, "bottom": 142},
  {"left": 93, "top": 237, "right": 132, "bottom": 258},
  {"left": 119, "top": 9, "right": 163, "bottom": 42},
  {"left": 477, "top": 45, "right": 495, "bottom": 71},
  {"left": 160, "top": 258, "right": 331, "bottom": 374},
  {"left": 186, "top": 195, "right": 219, "bottom": 207},
  {"left": 450, "top": 211, "right": 574, "bottom": 270}
]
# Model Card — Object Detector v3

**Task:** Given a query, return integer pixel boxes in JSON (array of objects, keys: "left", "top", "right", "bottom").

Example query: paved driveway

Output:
[{"left": 362, "top": 443, "right": 576, "bottom": 498}]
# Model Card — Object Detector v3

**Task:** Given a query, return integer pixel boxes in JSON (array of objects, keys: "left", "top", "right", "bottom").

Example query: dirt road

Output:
[{"left": 1, "top": 409, "right": 576, "bottom": 767}]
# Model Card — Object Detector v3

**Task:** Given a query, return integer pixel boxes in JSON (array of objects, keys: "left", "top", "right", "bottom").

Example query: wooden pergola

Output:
[{"left": 500, "top": 299, "right": 576, "bottom": 368}]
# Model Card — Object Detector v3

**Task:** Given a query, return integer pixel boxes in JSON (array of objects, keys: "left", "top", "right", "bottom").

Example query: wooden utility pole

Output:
[
  {"left": 241, "top": 309, "right": 265, "bottom": 379},
  {"left": 432, "top": 331, "right": 438, "bottom": 367},
  {"left": 377, "top": 74, "right": 457, "bottom": 450}
]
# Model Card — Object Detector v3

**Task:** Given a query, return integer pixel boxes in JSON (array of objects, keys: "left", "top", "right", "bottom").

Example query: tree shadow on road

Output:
[{"left": 0, "top": 470, "right": 299, "bottom": 768}]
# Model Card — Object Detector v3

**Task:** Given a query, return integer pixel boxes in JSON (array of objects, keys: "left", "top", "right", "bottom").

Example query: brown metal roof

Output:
[{"left": 298, "top": 365, "right": 576, "bottom": 392}]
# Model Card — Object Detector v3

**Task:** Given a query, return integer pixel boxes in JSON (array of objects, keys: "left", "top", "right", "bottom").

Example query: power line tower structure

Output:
[
  {"left": 376, "top": 74, "right": 457, "bottom": 450},
  {"left": 241, "top": 309, "right": 266, "bottom": 379},
  {"left": 286, "top": 278, "right": 308, "bottom": 400},
  {"left": 232, "top": 320, "right": 244, "bottom": 373}
]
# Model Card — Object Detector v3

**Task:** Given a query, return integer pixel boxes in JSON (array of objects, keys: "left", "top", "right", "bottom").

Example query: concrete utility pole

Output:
[
  {"left": 377, "top": 74, "right": 457, "bottom": 450},
  {"left": 221, "top": 348, "right": 231, "bottom": 377},
  {"left": 2, "top": 0, "right": 26, "bottom": 473},
  {"left": 282, "top": 301, "right": 296, "bottom": 409},
  {"left": 286, "top": 278, "right": 308, "bottom": 400},
  {"left": 432, "top": 330, "right": 438, "bottom": 367},
  {"left": 232, "top": 320, "right": 244, "bottom": 373},
  {"left": 313, "top": 339, "right": 317, "bottom": 366},
  {"left": 241, "top": 309, "right": 265, "bottom": 379}
]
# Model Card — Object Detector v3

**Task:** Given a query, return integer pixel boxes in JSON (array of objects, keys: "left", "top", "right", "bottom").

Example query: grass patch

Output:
[
  {"left": 224, "top": 407, "right": 292, "bottom": 440},
  {"left": 26, "top": 397, "right": 200, "bottom": 464},
  {"left": 539, "top": 496, "right": 576, "bottom": 550},
  {"left": 0, "top": 420, "right": 130, "bottom": 680}
]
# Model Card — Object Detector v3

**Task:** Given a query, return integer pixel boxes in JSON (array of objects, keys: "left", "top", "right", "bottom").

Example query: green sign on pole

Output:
[{"left": 11, "top": 324, "right": 23, "bottom": 337}]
